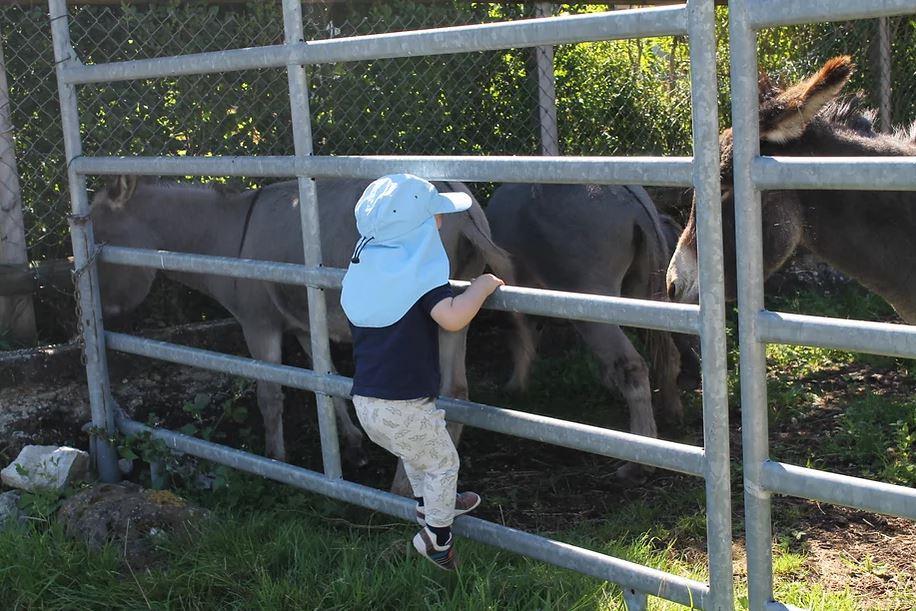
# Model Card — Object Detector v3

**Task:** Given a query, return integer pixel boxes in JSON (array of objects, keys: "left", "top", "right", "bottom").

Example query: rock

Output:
[
  {"left": 0, "top": 445, "right": 90, "bottom": 492},
  {"left": 57, "top": 482, "right": 208, "bottom": 571},
  {"left": 0, "top": 491, "right": 25, "bottom": 530}
]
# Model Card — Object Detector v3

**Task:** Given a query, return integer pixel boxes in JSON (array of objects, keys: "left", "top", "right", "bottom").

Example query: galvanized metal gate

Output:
[
  {"left": 49, "top": 0, "right": 733, "bottom": 608},
  {"left": 729, "top": 1, "right": 916, "bottom": 610}
]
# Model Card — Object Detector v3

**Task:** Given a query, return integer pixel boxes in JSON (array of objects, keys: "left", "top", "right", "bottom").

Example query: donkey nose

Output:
[{"left": 667, "top": 281, "right": 678, "bottom": 302}]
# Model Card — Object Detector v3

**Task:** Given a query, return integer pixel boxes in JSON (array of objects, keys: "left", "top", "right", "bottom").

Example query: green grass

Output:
[
  {"left": 0, "top": 472, "right": 695, "bottom": 610},
  {"left": 828, "top": 396, "right": 916, "bottom": 486},
  {"left": 3, "top": 283, "right": 913, "bottom": 609},
  {"left": 0, "top": 473, "right": 872, "bottom": 611},
  {"left": 766, "top": 281, "right": 898, "bottom": 322}
]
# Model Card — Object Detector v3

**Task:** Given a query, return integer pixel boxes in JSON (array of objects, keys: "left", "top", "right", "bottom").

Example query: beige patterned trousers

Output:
[{"left": 353, "top": 395, "right": 459, "bottom": 527}]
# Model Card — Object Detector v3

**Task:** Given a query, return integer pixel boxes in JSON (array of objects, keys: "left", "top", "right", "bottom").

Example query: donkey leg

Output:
[
  {"left": 506, "top": 313, "right": 541, "bottom": 393},
  {"left": 648, "top": 331, "right": 685, "bottom": 429},
  {"left": 241, "top": 323, "right": 286, "bottom": 461},
  {"left": 573, "top": 321, "right": 656, "bottom": 484},
  {"left": 294, "top": 331, "right": 368, "bottom": 468},
  {"left": 672, "top": 332, "right": 702, "bottom": 391},
  {"left": 390, "top": 327, "right": 469, "bottom": 497}
]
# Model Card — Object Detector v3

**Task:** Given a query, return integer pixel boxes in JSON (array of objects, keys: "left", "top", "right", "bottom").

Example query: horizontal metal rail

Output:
[
  {"left": 752, "top": 156, "right": 916, "bottom": 191},
  {"left": 101, "top": 246, "right": 343, "bottom": 289},
  {"left": 105, "top": 331, "right": 707, "bottom": 476},
  {"left": 63, "top": 7, "right": 687, "bottom": 84},
  {"left": 73, "top": 154, "right": 696, "bottom": 188},
  {"left": 482, "top": 283, "right": 700, "bottom": 335},
  {"left": 760, "top": 461, "right": 916, "bottom": 520},
  {"left": 101, "top": 246, "right": 702, "bottom": 335},
  {"left": 766, "top": 603, "right": 806, "bottom": 611},
  {"left": 747, "top": 0, "right": 916, "bottom": 28},
  {"left": 758, "top": 311, "right": 916, "bottom": 360},
  {"left": 116, "top": 416, "right": 708, "bottom": 607}
]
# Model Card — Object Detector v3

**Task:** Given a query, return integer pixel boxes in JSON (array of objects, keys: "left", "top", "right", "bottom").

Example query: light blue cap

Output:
[{"left": 341, "top": 174, "right": 472, "bottom": 328}]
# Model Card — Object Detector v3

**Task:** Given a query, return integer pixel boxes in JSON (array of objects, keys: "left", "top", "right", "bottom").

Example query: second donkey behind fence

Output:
[{"left": 487, "top": 183, "right": 695, "bottom": 482}]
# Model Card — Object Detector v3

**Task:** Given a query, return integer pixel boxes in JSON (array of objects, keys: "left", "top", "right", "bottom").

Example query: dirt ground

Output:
[{"left": 1, "top": 312, "right": 913, "bottom": 607}]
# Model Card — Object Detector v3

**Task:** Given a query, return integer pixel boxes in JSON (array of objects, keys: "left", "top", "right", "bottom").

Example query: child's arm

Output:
[{"left": 430, "top": 274, "right": 504, "bottom": 332}]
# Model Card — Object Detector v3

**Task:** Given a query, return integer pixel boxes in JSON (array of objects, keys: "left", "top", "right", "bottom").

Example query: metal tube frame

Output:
[
  {"left": 61, "top": 6, "right": 689, "bottom": 85},
  {"left": 105, "top": 331, "right": 707, "bottom": 477},
  {"left": 282, "top": 1, "right": 341, "bottom": 479},
  {"left": 99, "top": 246, "right": 702, "bottom": 334},
  {"left": 50, "top": 1, "right": 732, "bottom": 607},
  {"left": 48, "top": 0, "right": 120, "bottom": 483},
  {"left": 72, "top": 154, "right": 696, "bottom": 187},
  {"left": 730, "top": 1, "right": 916, "bottom": 609}
]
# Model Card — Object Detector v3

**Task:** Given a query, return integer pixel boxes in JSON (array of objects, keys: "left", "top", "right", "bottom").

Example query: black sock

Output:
[
  {"left": 427, "top": 524, "right": 451, "bottom": 547},
  {"left": 414, "top": 496, "right": 424, "bottom": 507}
]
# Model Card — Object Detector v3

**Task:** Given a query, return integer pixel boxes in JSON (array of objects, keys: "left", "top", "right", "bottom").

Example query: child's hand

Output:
[
  {"left": 431, "top": 274, "right": 505, "bottom": 332},
  {"left": 472, "top": 273, "right": 505, "bottom": 295}
]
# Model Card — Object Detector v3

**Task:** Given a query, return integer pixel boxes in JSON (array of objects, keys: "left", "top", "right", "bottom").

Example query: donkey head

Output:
[
  {"left": 90, "top": 175, "right": 159, "bottom": 317},
  {"left": 666, "top": 56, "right": 854, "bottom": 303}
]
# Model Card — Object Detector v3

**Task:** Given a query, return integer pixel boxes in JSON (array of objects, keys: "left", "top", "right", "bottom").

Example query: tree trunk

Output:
[{"left": 0, "top": 35, "right": 38, "bottom": 347}]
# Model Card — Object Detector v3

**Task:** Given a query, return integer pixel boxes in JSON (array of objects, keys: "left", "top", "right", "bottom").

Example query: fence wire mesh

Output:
[{"left": 1, "top": 1, "right": 915, "bottom": 345}]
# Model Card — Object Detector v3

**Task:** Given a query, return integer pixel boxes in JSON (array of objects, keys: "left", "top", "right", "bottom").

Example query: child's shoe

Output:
[
  {"left": 412, "top": 527, "right": 458, "bottom": 571},
  {"left": 416, "top": 491, "right": 481, "bottom": 526}
]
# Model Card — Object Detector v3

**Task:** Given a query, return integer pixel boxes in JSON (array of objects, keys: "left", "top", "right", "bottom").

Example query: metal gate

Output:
[
  {"left": 728, "top": 1, "right": 916, "bottom": 610},
  {"left": 49, "top": 0, "right": 733, "bottom": 608}
]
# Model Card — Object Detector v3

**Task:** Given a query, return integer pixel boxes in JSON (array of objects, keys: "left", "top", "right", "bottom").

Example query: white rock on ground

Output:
[
  {"left": 0, "top": 490, "right": 24, "bottom": 530},
  {"left": 1, "top": 445, "right": 90, "bottom": 492}
]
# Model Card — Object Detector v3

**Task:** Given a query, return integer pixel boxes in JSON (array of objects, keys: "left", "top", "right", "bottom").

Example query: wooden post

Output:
[
  {"left": 534, "top": 3, "right": 559, "bottom": 156},
  {"left": 877, "top": 17, "right": 893, "bottom": 134},
  {"left": 0, "top": 35, "right": 38, "bottom": 346}
]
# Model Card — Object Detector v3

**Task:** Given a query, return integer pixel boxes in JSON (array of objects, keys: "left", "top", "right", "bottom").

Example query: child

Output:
[{"left": 341, "top": 174, "right": 504, "bottom": 570}]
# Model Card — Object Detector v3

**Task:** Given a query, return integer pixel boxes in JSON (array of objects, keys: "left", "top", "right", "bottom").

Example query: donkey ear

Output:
[
  {"left": 757, "top": 71, "right": 779, "bottom": 100},
  {"left": 760, "top": 56, "right": 854, "bottom": 143},
  {"left": 105, "top": 175, "right": 138, "bottom": 208}
]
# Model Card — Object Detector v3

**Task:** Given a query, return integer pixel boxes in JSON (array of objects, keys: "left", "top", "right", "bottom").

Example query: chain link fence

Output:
[{"left": 1, "top": 1, "right": 915, "bottom": 345}]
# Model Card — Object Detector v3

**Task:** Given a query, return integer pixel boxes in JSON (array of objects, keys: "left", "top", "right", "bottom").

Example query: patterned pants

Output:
[{"left": 353, "top": 395, "right": 459, "bottom": 527}]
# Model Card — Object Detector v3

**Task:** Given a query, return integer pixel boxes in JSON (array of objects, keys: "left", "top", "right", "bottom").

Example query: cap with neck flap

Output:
[{"left": 341, "top": 174, "right": 472, "bottom": 328}]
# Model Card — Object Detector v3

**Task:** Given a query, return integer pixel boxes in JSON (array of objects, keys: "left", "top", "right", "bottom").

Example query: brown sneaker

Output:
[
  {"left": 416, "top": 491, "right": 482, "bottom": 526},
  {"left": 412, "top": 527, "right": 458, "bottom": 571}
]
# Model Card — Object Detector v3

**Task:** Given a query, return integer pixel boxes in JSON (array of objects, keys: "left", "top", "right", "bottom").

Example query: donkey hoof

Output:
[
  {"left": 614, "top": 462, "right": 652, "bottom": 486},
  {"left": 343, "top": 444, "right": 370, "bottom": 469},
  {"left": 389, "top": 476, "right": 414, "bottom": 498},
  {"left": 677, "top": 371, "right": 701, "bottom": 391}
]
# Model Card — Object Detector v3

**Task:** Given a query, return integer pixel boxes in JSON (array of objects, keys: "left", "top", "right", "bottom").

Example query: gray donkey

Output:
[
  {"left": 91, "top": 176, "right": 520, "bottom": 475},
  {"left": 487, "top": 183, "right": 684, "bottom": 482}
]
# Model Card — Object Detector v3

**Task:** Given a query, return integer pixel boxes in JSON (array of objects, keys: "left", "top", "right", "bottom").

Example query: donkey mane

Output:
[
  {"left": 817, "top": 94, "right": 877, "bottom": 135},
  {"left": 810, "top": 92, "right": 916, "bottom": 150},
  {"left": 95, "top": 176, "right": 244, "bottom": 210}
]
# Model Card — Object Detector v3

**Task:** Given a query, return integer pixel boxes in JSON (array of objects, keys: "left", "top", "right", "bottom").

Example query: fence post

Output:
[
  {"left": 0, "top": 35, "right": 38, "bottom": 346},
  {"left": 48, "top": 0, "right": 120, "bottom": 483},
  {"left": 534, "top": 3, "right": 559, "bottom": 156},
  {"left": 282, "top": 0, "right": 342, "bottom": 479},
  {"left": 687, "top": 0, "right": 734, "bottom": 608},
  {"left": 730, "top": 1, "right": 775, "bottom": 608},
  {"left": 877, "top": 16, "right": 893, "bottom": 133}
]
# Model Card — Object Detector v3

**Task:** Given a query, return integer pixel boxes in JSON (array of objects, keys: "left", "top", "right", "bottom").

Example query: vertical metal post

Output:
[
  {"left": 0, "top": 37, "right": 38, "bottom": 346},
  {"left": 534, "top": 3, "right": 559, "bottom": 156},
  {"left": 622, "top": 587, "right": 648, "bottom": 611},
  {"left": 877, "top": 17, "right": 893, "bottom": 134},
  {"left": 687, "top": 1, "right": 734, "bottom": 609},
  {"left": 730, "top": 2, "right": 774, "bottom": 609},
  {"left": 282, "top": 0, "right": 342, "bottom": 479},
  {"left": 48, "top": 0, "right": 120, "bottom": 483}
]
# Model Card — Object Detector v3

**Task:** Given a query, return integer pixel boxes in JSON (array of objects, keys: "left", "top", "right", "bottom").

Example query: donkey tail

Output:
[
  {"left": 451, "top": 184, "right": 536, "bottom": 391},
  {"left": 631, "top": 197, "right": 684, "bottom": 424}
]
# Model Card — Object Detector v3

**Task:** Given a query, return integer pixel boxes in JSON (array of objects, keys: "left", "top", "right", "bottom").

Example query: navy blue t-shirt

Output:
[{"left": 350, "top": 284, "right": 453, "bottom": 400}]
